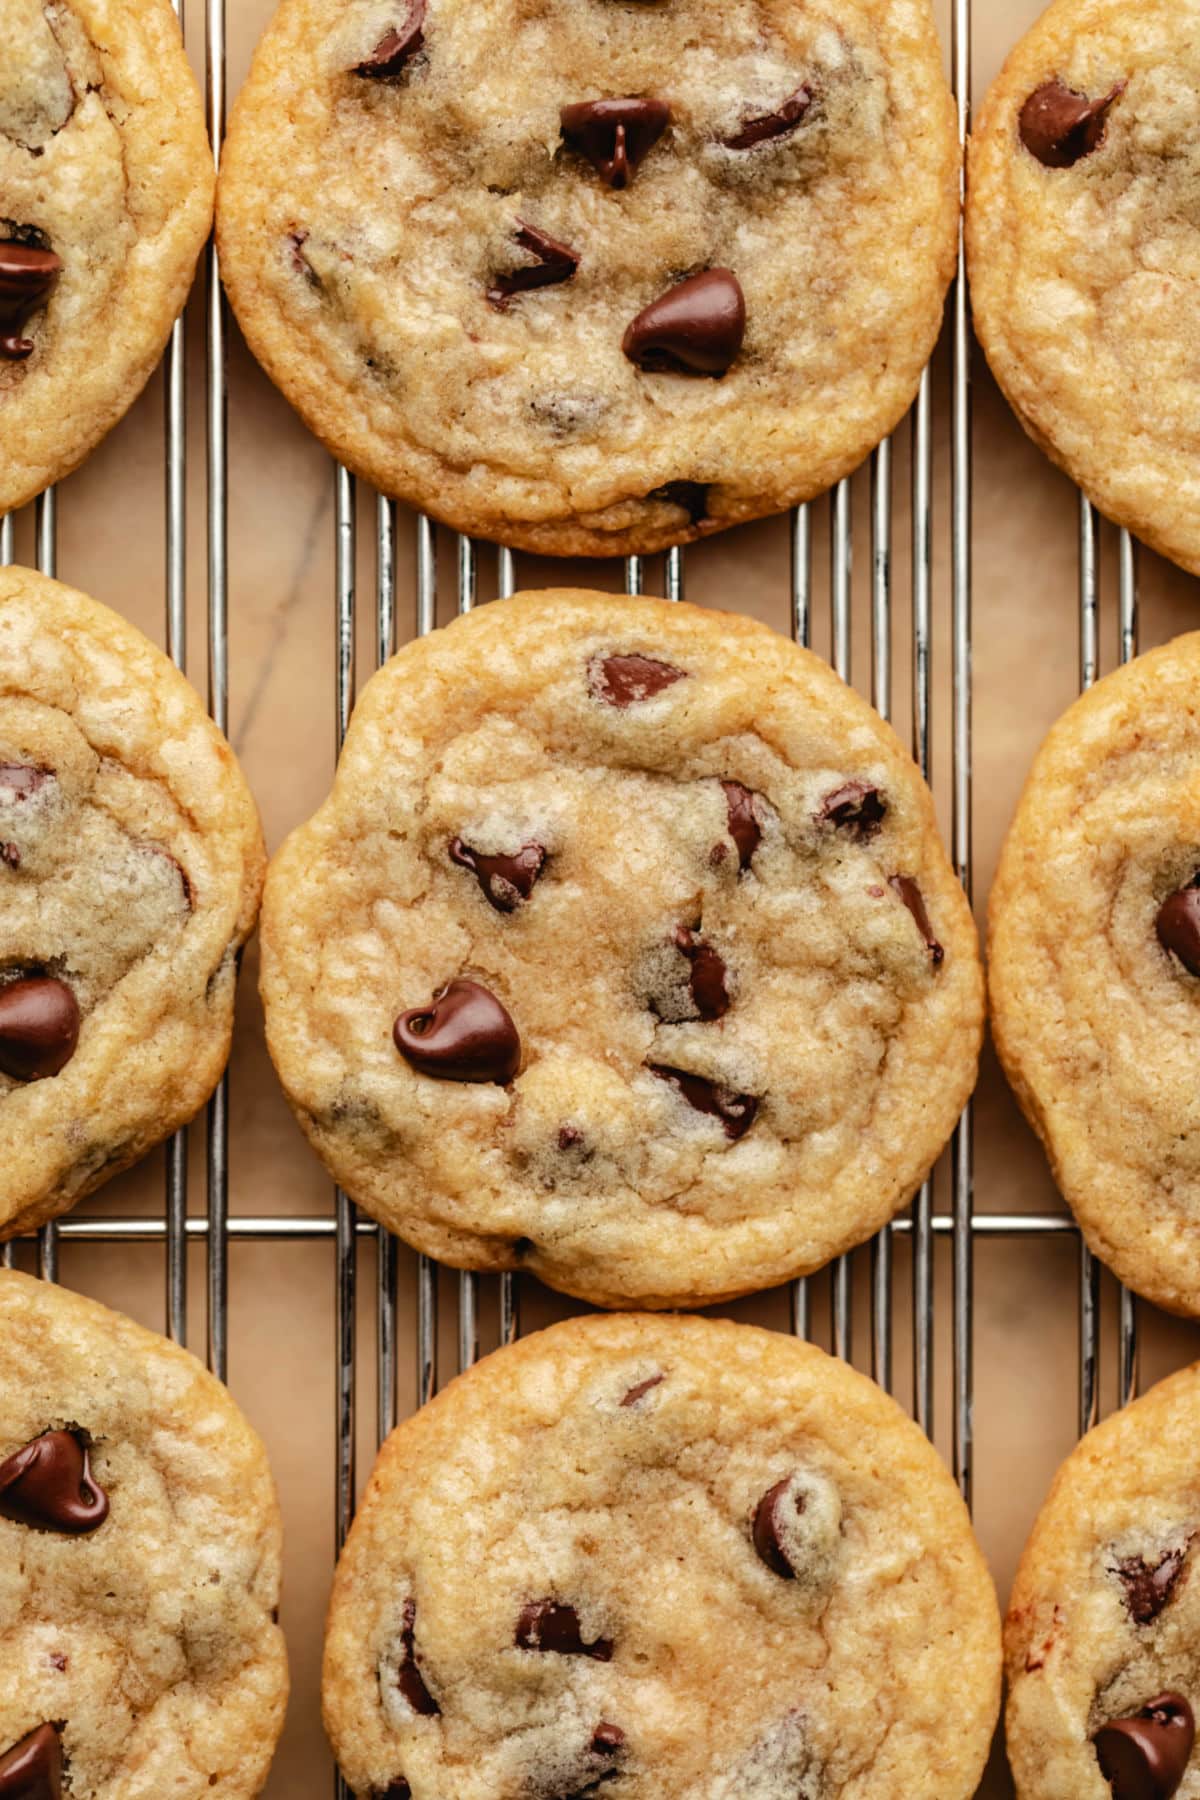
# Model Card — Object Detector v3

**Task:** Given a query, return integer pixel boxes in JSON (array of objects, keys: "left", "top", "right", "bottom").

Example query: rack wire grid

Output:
[{"left": 0, "top": 0, "right": 1162, "bottom": 1792}]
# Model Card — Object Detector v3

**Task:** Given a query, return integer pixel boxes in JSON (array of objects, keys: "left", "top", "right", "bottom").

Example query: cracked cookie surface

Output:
[
  {"left": 1006, "top": 1362, "right": 1200, "bottom": 1799},
  {"left": 990, "top": 634, "right": 1200, "bottom": 1320},
  {"left": 0, "top": 0, "right": 214, "bottom": 516},
  {"left": 259, "top": 589, "right": 983, "bottom": 1310},
  {"left": 216, "top": 0, "right": 957, "bottom": 558},
  {"left": 0, "top": 567, "right": 265, "bottom": 1239},
  {"left": 323, "top": 1312, "right": 1001, "bottom": 1800},
  {"left": 0, "top": 1270, "right": 287, "bottom": 1799},
  {"left": 967, "top": 0, "right": 1200, "bottom": 577}
]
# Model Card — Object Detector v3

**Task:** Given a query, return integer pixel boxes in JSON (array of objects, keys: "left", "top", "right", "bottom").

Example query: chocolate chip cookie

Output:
[
  {"left": 260, "top": 588, "right": 983, "bottom": 1310},
  {"left": 0, "top": 566, "right": 265, "bottom": 1240},
  {"left": 967, "top": 0, "right": 1200, "bottom": 577},
  {"left": 1005, "top": 1360, "right": 1200, "bottom": 1799},
  {"left": 216, "top": 0, "right": 958, "bottom": 558},
  {"left": 990, "top": 633, "right": 1200, "bottom": 1319},
  {"left": 0, "top": 0, "right": 214, "bottom": 518},
  {"left": 324, "top": 1312, "right": 1002, "bottom": 1800},
  {"left": 0, "top": 1270, "right": 287, "bottom": 1798}
]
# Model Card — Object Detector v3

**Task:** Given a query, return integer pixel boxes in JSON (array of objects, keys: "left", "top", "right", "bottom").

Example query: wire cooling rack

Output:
[{"left": 0, "top": 0, "right": 1153, "bottom": 1792}]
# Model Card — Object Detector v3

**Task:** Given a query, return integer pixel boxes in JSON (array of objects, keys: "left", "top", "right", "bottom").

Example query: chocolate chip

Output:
[
  {"left": 288, "top": 231, "right": 322, "bottom": 291},
  {"left": 449, "top": 838, "right": 546, "bottom": 913},
  {"left": 487, "top": 222, "right": 580, "bottom": 310},
  {"left": 592, "top": 1726, "right": 625, "bottom": 1754},
  {"left": 395, "top": 1598, "right": 439, "bottom": 1716},
  {"left": 1115, "top": 1548, "right": 1189, "bottom": 1625},
  {"left": 620, "top": 1374, "right": 663, "bottom": 1407},
  {"left": 0, "top": 1725, "right": 61, "bottom": 1798},
  {"left": 557, "top": 1125, "right": 585, "bottom": 1152},
  {"left": 1157, "top": 879, "right": 1200, "bottom": 976},
  {"left": 623, "top": 269, "right": 746, "bottom": 376},
  {"left": 1019, "top": 78, "right": 1125, "bottom": 168},
  {"left": 560, "top": 97, "right": 671, "bottom": 188},
  {"left": 515, "top": 1600, "right": 612, "bottom": 1660},
  {"left": 888, "top": 876, "right": 943, "bottom": 967},
  {"left": 590, "top": 653, "right": 686, "bottom": 707},
  {"left": 722, "top": 83, "right": 813, "bottom": 150},
  {"left": 0, "top": 242, "right": 61, "bottom": 361},
  {"left": 673, "top": 927, "right": 730, "bottom": 1020},
  {"left": 394, "top": 978, "right": 520, "bottom": 1083},
  {"left": 0, "top": 1428, "right": 108, "bottom": 1534},
  {"left": 48, "top": 1654, "right": 66, "bottom": 1673},
  {"left": 0, "top": 764, "right": 50, "bottom": 799},
  {"left": 722, "top": 781, "right": 763, "bottom": 870},
  {"left": 753, "top": 1478, "right": 802, "bottom": 1578},
  {"left": 1094, "top": 1693, "right": 1194, "bottom": 1800},
  {"left": 648, "top": 1064, "right": 758, "bottom": 1139},
  {"left": 819, "top": 781, "right": 886, "bottom": 839},
  {"left": 354, "top": 1, "right": 426, "bottom": 78},
  {"left": 381, "top": 1785, "right": 411, "bottom": 1800},
  {"left": 0, "top": 976, "right": 80, "bottom": 1082},
  {"left": 649, "top": 481, "right": 709, "bottom": 524}
]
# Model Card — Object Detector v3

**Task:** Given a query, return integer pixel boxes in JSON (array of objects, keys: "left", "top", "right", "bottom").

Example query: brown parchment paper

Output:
[{"left": 5, "top": 3, "right": 1199, "bottom": 1793}]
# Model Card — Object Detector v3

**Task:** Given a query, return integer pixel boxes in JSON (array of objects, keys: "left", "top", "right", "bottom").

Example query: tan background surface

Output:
[{"left": 4, "top": 2, "right": 1198, "bottom": 1793}]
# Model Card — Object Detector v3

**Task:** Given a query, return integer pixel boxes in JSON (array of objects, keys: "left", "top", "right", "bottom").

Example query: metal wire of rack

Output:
[{"left": 0, "top": 0, "right": 1156, "bottom": 1791}]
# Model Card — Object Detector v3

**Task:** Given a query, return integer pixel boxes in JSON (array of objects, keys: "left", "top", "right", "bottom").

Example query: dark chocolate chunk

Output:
[
  {"left": 888, "top": 876, "right": 943, "bottom": 966},
  {"left": 722, "top": 780, "right": 763, "bottom": 870},
  {"left": 623, "top": 269, "right": 746, "bottom": 376},
  {"left": 488, "top": 222, "right": 580, "bottom": 310},
  {"left": 0, "top": 242, "right": 61, "bottom": 361},
  {"left": 1157, "top": 879, "right": 1200, "bottom": 976},
  {"left": 1019, "top": 78, "right": 1125, "bottom": 168},
  {"left": 648, "top": 1064, "right": 758, "bottom": 1139},
  {"left": 753, "top": 1477, "right": 802, "bottom": 1579},
  {"left": 819, "top": 781, "right": 886, "bottom": 840},
  {"left": 354, "top": 1, "right": 426, "bottom": 78},
  {"left": 449, "top": 838, "right": 546, "bottom": 912},
  {"left": 395, "top": 1598, "right": 439, "bottom": 1716},
  {"left": 560, "top": 96, "right": 671, "bottom": 187},
  {"left": 1115, "top": 1548, "right": 1189, "bottom": 1626},
  {"left": 590, "top": 653, "right": 686, "bottom": 707},
  {"left": 0, "top": 1428, "right": 108, "bottom": 1534},
  {"left": 0, "top": 764, "right": 50, "bottom": 799},
  {"left": 0, "top": 976, "right": 80, "bottom": 1081},
  {"left": 620, "top": 1373, "right": 664, "bottom": 1407},
  {"left": 722, "top": 83, "right": 813, "bottom": 150},
  {"left": 394, "top": 978, "right": 520, "bottom": 1083},
  {"left": 673, "top": 927, "right": 730, "bottom": 1020},
  {"left": 592, "top": 1725, "right": 625, "bottom": 1754},
  {"left": 0, "top": 1724, "right": 61, "bottom": 1799},
  {"left": 515, "top": 1600, "right": 612, "bottom": 1660},
  {"left": 649, "top": 480, "right": 709, "bottom": 524},
  {"left": 1094, "top": 1693, "right": 1194, "bottom": 1800}
]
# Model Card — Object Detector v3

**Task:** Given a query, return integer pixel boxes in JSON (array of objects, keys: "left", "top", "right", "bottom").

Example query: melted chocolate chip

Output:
[
  {"left": 557, "top": 1124, "right": 585, "bottom": 1151},
  {"left": 1157, "top": 879, "right": 1200, "bottom": 976},
  {"left": 1094, "top": 1693, "right": 1194, "bottom": 1800},
  {"left": 1115, "top": 1548, "right": 1189, "bottom": 1626},
  {"left": 381, "top": 1785, "right": 412, "bottom": 1800},
  {"left": 1019, "top": 78, "right": 1125, "bottom": 168},
  {"left": 819, "top": 781, "right": 886, "bottom": 840},
  {"left": 48, "top": 1654, "right": 66, "bottom": 1673},
  {"left": 649, "top": 480, "right": 709, "bottom": 524},
  {"left": 623, "top": 269, "right": 746, "bottom": 376},
  {"left": 590, "top": 653, "right": 686, "bottom": 707},
  {"left": 354, "top": 1, "right": 426, "bottom": 78},
  {"left": 0, "top": 243, "right": 61, "bottom": 361},
  {"left": 620, "top": 1373, "right": 664, "bottom": 1407},
  {"left": 0, "top": 1429, "right": 108, "bottom": 1534},
  {"left": 673, "top": 927, "right": 730, "bottom": 1020},
  {"left": 0, "top": 1725, "right": 61, "bottom": 1800},
  {"left": 488, "top": 222, "right": 580, "bottom": 310},
  {"left": 0, "top": 764, "right": 50, "bottom": 799},
  {"left": 888, "top": 876, "right": 943, "bottom": 966},
  {"left": 515, "top": 1600, "right": 612, "bottom": 1660},
  {"left": 722, "top": 83, "right": 813, "bottom": 150},
  {"left": 722, "top": 781, "right": 763, "bottom": 870},
  {"left": 592, "top": 1726, "right": 625, "bottom": 1754},
  {"left": 394, "top": 978, "right": 520, "bottom": 1083},
  {"left": 560, "top": 96, "right": 671, "bottom": 187},
  {"left": 449, "top": 838, "right": 546, "bottom": 912},
  {"left": 648, "top": 1064, "right": 758, "bottom": 1139},
  {"left": 395, "top": 1598, "right": 439, "bottom": 1716},
  {"left": 0, "top": 977, "right": 80, "bottom": 1082},
  {"left": 753, "top": 1478, "right": 801, "bottom": 1578}
]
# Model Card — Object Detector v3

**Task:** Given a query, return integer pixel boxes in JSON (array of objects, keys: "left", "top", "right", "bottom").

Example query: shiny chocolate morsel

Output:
[
  {"left": 1115, "top": 1547, "right": 1189, "bottom": 1626},
  {"left": 648, "top": 1064, "right": 757, "bottom": 1139},
  {"left": 560, "top": 96, "right": 671, "bottom": 187},
  {"left": 1019, "top": 77, "right": 1125, "bottom": 168},
  {"left": 488, "top": 222, "right": 580, "bottom": 309},
  {"left": 673, "top": 927, "right": 730, "bottom": 1020},
  {"left": 354, "top": 1, "right": 426, "bottom": 78},
  {"left": 0, "top": 1724, "right": 62, "bottom": 1800},
  {"left": 819, "top": 781, "right": 886, "bottom": 839},
  {"left": 0, "top": 242, "right": 61, "bottom": 361},
  {"left": 722, "top": 780, "right": 763, "bottom": 870},
  {"left": 515, "top": 1600, "right": 612, "bottom": 1660},
  {"left": 888, "top": 876, "right": 943, "bottom": 966},
  {"left": 0, "top": 976, "right": 80, "bottom": 1081},
  {"left": 722, "top": 83, "right": 813, "bottom": 150},
  {"left": 395, "top": 1598, "right": 439, "bottom": 1716},
  {"left": 590, "top": 653, "right": 686, "bottom": 707},
  {"left": 1157, "top": 879, "right": 1200, "bottom": 976},
  {"left": 394, "top": 978, "right": 520, "bottom": 1083},
  {"left": 623, "top": 269, "right": 746, "bottom": 376},
  {"left": 0, "top": 1428, "right": 108, "bottom": 1534},
  {"left": 449, "top": 838, "right": 546, "bottom": 912},
  {"left": 1094, "top": 1693, "right": 1194, "bottom": 1800}
]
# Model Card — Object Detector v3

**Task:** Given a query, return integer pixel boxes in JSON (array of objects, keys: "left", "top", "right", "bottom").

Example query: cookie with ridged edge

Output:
[
  {"left": 260, "top": 588, "right": 983, "bottom": 1310},
  {"left": 323, "top": 1312, "right": 1001, "bottom": 1800},
  {"left": 0, "top": 1270, "right": 287, "bottom": 1798},
  {"left": 968, "top": 0, "right": 1200, "bottom": 577},
  {"left": 216, "top": 0, "right": 958, "bottom": 559},
  {"left": 1006, "top": 1361, "right": 1200, "bottom": 1798},
  {"left": 0, "top": 0, "right": 214, "bottom": 517},
  {"left": 990, "top": 633, "right": 1200, "bottom": 1319},
  {"left": 0, "top": 567, "right": 265, "bottom": 1239}
]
